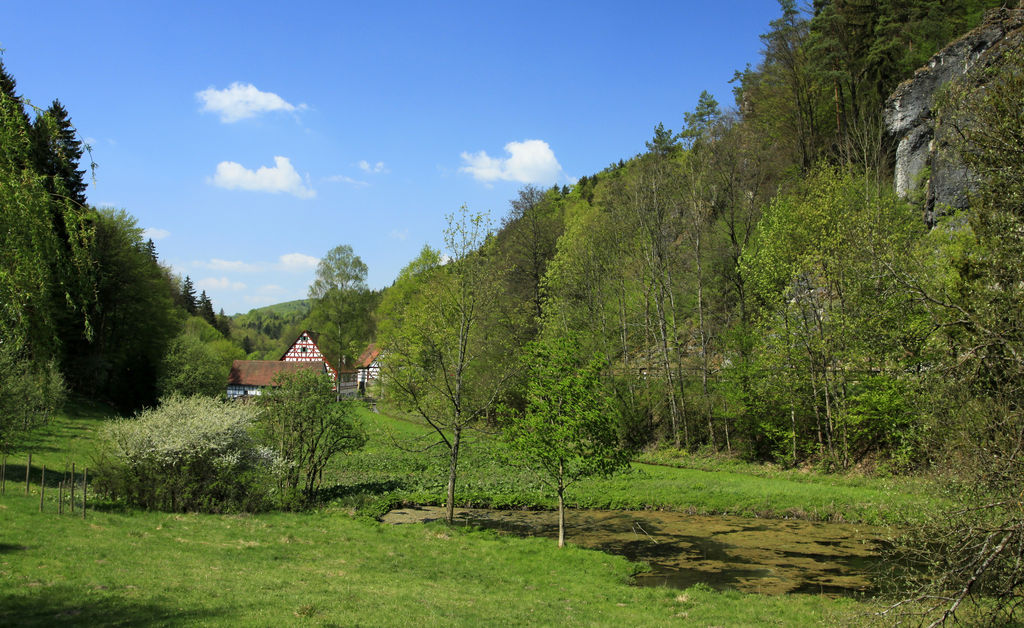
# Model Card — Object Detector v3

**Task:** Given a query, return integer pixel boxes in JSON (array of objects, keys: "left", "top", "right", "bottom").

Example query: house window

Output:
[{"left": 301, "top": 346, "right": 308, "bottom": 353}]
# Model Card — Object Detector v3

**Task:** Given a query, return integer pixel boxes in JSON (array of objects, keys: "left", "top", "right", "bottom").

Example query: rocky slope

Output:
[{"left": 885, "top": 8, "right": 1024, "bottom": 225}]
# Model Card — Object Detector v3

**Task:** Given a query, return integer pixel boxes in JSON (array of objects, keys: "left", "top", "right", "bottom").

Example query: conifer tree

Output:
[
  {"left": 215, "top": 308, "right": 232, "bottom": 338},
  {"left": 144, "top": 238, "right": 158, "bottom": 262},
  {"left": 645, "top": 122, "right": 679, "bottom": 157},
  {"left": 0, "top": 60, "right": 30, "bottom": 130},
  {"left": 31, "top": 100, "right": 88, "bottom": 207},
  {"left": 198, "top": 290, "right": 216, "bottom": 326},
  {"left": 181, "top": 276, "right": 198, "bottom": 314},
  {"left": 680, "top": 90, "right": 721, "bottom": 146}
]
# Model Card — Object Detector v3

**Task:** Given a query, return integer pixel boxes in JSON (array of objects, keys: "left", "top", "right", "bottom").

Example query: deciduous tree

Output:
[
  {"left": 503, "top": 335, "right": 630, "bottom": 546},
  {"left": 885, "top": 45, "right": 1024, "bottom": 626},
  {"left": 256, "top": 369, "right": 367, "bottom": 506},
  {"left": 378, "top": 207, "right": 513, "bottom": 523},
  {"left": 308, "top": 244, "right": 372, "bottom": 395},
  {"left": 0, "top": 341, "right": 64, "bottom": 455}
]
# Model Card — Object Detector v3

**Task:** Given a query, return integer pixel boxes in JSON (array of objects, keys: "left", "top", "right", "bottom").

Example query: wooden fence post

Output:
[
  {"left": 82, "top": 467, "right": 87, "bottom": 519},
  {"left": 39, "top": 465, "right": 45, "bottom": 512},
  {"left": 59, "top": 481, "right": 64, "bottom": 515},
  {"left": 1, "top": 454, "right": 6, "bottom": 495},
  {"left": 70, "top": 462, "right": 75, "bottom": 513},
  {"left": 25, "top": 452, "right": 31, "bottom": 496}
]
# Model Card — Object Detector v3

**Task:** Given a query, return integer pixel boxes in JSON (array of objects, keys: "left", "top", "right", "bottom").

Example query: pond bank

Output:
[{"left": 382, "top": 505, "right": 886, "bottom": 597}]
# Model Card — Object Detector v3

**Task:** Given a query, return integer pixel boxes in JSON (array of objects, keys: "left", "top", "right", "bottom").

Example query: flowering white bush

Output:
[{"left": 95, "top": 395, "right": 287, "bottom": 512}]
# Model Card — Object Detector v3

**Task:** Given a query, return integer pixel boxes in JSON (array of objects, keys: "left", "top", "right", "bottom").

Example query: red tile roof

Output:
[
  {"left": 227, "top": 360, "right": 327, "bottom": 387},
  {"left": 356, "top": 343, "right": 380, "bottom": 369}
]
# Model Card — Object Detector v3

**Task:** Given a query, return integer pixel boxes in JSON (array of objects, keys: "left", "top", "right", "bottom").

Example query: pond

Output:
[{"left": 381, "top": 506, "right": 886, "bottom": 596}]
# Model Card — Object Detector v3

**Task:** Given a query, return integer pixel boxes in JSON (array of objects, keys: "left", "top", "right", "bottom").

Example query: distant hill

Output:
[
  {"left": 234, "top": 299, "right": 312, "bottom": 320},
  {"left": 230, "top": 299, "right": 314, "bottom": 358}
]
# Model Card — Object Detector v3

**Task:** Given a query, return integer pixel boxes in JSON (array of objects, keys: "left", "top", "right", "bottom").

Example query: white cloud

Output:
[
  {"left": 204, "top": 258, "right": 260, "bottom": 272},
  {"left": 459, "top": 139, "right": 565, "bottom": 185},
  {"left": 194, "top": 254, "right": 318, "bottom": 273},
  {"left": 389, "top": 229, "right": 409, "bottom": 241},
  {"left": 196, "top": 82, "right": 304, "bottom": 123},
  {"left": 358, "top": 160, "right": 389, "bottom": 174},
  {"left": 142, "top": 227, "right": 170, "bottom": 241},
  {"left": 325, "top": 174, "right": 369, "bottom": 187},
  {"left": 209, "top": 156, "right": 315, "bottom": 199},
  {"left": 198, "top": 277, "right": 247, "bottom": 291},
  {"left": 279, "top": 253, "right": 319, "bottom": 271}
]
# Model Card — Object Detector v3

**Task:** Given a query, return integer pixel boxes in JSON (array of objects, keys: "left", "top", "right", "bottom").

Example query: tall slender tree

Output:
[
  {"left": 180, "top": 276, "right": 198, "bottom": 315},
  {"left": 378, "top": 208, "right": 513, "bottom": 523},
  {"left": 308, "top": 244, "right": 371, "bottom": 398},
  {"left": 198, "top": 290, "right": 216, "bottom": 327}
]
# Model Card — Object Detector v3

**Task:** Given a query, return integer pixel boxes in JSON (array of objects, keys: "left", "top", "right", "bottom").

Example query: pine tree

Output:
[
  {"left": 31, "top": 100, "right": 88, "bottom": 207},
  {"left": 681, "top": 91, "right": 722, "bottom": 146},
  {"left": 181, "top": 276, "right": 198, "bottom": 314},
  {"left": 0, "top": 60, "right": 30, "bottom": 131},
  {"left": 645, "top": 122, "right": 680, "bottom": 158},
  {"left": 198, "top": 291, "right": 216, "bottom": 326},
  {"left": 215, "top": 308, "right": 232, "bottom": 338}
]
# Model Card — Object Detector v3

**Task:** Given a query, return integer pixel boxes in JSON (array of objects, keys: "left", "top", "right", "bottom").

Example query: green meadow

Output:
[
  {"left": 330, "top": 404, "right": 945, "bottom": 526},
  {"left": 0, "top": 399, "right": 943, "bottom": 626}
]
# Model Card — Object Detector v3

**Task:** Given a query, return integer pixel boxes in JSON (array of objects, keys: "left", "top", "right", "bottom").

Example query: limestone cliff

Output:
[{"left": 884, "top": 8, "right": 1024, "bottom": 225}]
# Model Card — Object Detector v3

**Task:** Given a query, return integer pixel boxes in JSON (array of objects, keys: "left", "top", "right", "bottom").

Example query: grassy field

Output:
[
  {"left": 0, "top": 492, "right": 871, "bottom": 627},
  {"left": 329, "top": 405, "right": 946, "bottom": 526},
  {"left": 0, "top": 398, "right": 941, "bottom": 626}
]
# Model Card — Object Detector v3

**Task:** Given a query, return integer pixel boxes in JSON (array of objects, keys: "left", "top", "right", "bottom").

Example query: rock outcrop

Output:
[{"left": 884, "top": 8, "right": 1024, "bottom": 225}]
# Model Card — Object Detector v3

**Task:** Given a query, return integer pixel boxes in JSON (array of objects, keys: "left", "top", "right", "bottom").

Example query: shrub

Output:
[
  {"left": 256, "top": 369, "right": 367, "bottom": 507},
  {"left": 94, "top": 395, "right": 285, "bottom": 512}
]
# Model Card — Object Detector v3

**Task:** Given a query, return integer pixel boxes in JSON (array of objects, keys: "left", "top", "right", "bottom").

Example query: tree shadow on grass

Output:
[
  {"left": 1, "top": 587, "right": 225, "bottom": 627},
  {"left": 318, "top": 479, "right": 405, "bottom": 502},
  {"left": 1, "top": 462, "right": 89, "bottom": 491}
]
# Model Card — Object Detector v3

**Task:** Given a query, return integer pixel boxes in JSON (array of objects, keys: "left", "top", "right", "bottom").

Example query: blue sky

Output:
[{"left": 2, "top": 1, "right": 782, "bottom": 315}]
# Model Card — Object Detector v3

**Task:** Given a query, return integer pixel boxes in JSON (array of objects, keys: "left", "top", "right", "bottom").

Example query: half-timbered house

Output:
[
  {"left": 281, "top": 331, "right": 336, "bottom": 375},
  {"left": 226, "top": 360, "right": 330, "bottom": 399},
  {"left": 280, "top": 330, "right": 357, "bottom": 395},
  {"left": 356, "top": 343, "right": 381, "bottom": 394},
  {"left": 226, "top": 329, "right": 361, "bottom": 398}
]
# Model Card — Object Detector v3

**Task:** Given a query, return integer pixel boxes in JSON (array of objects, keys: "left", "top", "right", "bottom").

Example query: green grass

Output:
[
  {"left": 332, "top": 407, "right": 946, "bottom": 526},
  {"left": 20, "top": 396, "right": 113, "bottom": 466},
  {"left": 2, "top": 397, "right": 112, "bottom": 497},
  {"left": 0, "top": 493, "right": 865, "bottom": 626},
  {"left": 0, "top": 398, "right": 939, "bottom": 625}
]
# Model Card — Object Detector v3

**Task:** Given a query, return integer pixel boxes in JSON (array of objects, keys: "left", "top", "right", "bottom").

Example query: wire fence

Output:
[{"left": 0, "top": 454, "right": 89, "bottom": 518}]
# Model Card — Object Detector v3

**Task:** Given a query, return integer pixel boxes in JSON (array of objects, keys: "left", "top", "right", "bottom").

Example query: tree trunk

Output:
[
  {"left": 337, "top": 321, "right": 343, "bottom": 402},
  {"left": 445, "top": 427, "right": 461, "bottom": 524},
  {"left": 694, "top": 228, "right": 716, "bottom": 452},
  {"left": 557, "top": 462, "right": 565, "bottom": 548}
]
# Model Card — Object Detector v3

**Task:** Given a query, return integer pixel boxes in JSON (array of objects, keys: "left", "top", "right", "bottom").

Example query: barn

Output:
[{"left": 226, "top": 360, "right": 330, "bottom": 399}]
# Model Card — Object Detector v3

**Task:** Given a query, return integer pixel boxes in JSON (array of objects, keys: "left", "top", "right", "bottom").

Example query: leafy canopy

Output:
[{"left": 504, "top": 335, "right": 630, "bottom": 489}]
